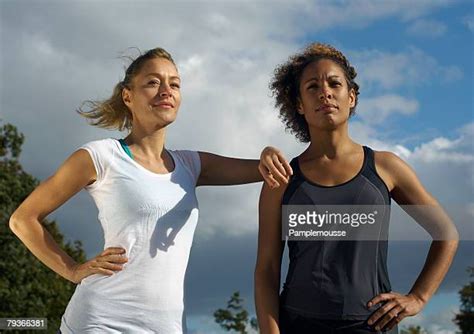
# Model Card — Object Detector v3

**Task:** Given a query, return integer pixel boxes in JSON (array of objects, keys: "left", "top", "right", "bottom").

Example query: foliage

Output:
[
  {"left": 214, "top": 291, "right": 258, "bottom": 334},
  {"left": 454, "top": 267, "right": 474, "bottom": 334},
  {"left": 0, "top": 122, "right": 86, "bottom": 333}
]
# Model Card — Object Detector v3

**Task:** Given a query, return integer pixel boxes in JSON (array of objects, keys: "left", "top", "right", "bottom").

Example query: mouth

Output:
[
  {"left": 316, "top": 104, "right": 338, "bottom": 112},
  {"left": 152, "top": 102, "right": 174, "bottom": 109}
]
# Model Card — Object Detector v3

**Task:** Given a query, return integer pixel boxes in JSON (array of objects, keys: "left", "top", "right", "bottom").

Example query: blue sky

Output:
[{"left": 1, "top": 1, "right": 473, "bottom": 333}]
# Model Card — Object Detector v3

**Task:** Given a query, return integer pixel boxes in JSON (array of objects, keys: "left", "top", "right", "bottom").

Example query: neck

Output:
[
  {"left": 305, "top": 122, "right": 357, "bottom": 158},
  {"left": 124, "top": 123, "right": 167, "bottom": 160}
]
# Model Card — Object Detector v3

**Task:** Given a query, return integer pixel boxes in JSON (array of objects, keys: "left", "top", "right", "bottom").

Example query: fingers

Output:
[
  {"left": 259, "top": 146, "right": 292, "bottom": 189},
  {"left": 271, "top": 154, "right": 287, "bottom": 177},
  {"left": 368, "top": 300, "right": 397, "bottom": 327},
  {"left": 259, "top": 164, "right": 280, "bottom": 188},
  {"left": 367, "top": 292, "right": 396, "bottom": 308},
  {"left": 95, "top": 247, "right": 128, "bottom": 275},
  {"left": 372, "top": 305, "right": 404, "bottom": 331},
  {"left": 102, "top": 254, "right": 129, "bottom": 264},
  {"left": 101, "top": 247, "right": 126, "bottom": 256},
  {"left": 92, "top": 266, "right": 116, "bottom": 276},
  {"left": 261, "top": 157, "right": 289, "bottom": 188},
  {"left": 282, "top": 157, "right": 293, "bottom": 177},
  {"left": 95, "top": 259, "right": 126, "bottom": 272},
  {"left": 384, "top": 309, "right": 408, "bottom": 331}
]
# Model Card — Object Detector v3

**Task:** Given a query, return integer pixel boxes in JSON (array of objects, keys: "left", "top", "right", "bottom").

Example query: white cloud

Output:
[
  {"left": 406, "top": 19, "right": 447, "bottom": 38},
  {"left": 351, "top": 47, "right": 463, "bottom": 91},
  {"left": 402, "top": 303, "right": 460, "bottom": 334},
  {"left": 357, "top": 94, "right": 419, "bottom": 124}
]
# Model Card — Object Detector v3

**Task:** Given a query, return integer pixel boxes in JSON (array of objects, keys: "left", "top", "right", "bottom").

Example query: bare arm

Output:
[
  {"left": 367, "top": 152, "right": 459, "bottom": 331},
  {"left": 197, "top": 147, "right": 292, "bottom": 187},
  {"left": 255, "top": 182, "right": 287, "bottom": 334},
  {"left": 9, "top": 149, "right": 127, "bottom": 283}
]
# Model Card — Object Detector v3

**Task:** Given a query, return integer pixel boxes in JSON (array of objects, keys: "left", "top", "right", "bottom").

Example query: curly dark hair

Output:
[{"left": 270, "top": 43, "right": 360, "bottom": 143}]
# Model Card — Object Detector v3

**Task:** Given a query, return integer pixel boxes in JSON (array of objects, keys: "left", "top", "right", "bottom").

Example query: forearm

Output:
[
  {"left": 409, "top": 239, "right": 458, "bottom": 303},
  {"left": 198, "top": 153, "right": 263, "bottom": 186},
  {"left": 229, "top": 159, "right": 262, "bottom": 184},
  {"left": 9, "top": 217, "right": 78, "bottom": 283},
  {"left": 255, "top": 270, "right": 281, "bottom": 334}
]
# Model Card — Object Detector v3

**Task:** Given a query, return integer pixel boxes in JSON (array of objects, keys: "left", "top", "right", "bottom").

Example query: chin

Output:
[
  {"left": 157, "top": 110, "right": 178, "bottom": 125},
  {"left": 308, "top": 117, "right": 343, "bottom": 130}
]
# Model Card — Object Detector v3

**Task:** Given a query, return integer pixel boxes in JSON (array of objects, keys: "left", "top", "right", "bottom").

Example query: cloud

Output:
[
  {"left": 1, "top": 2, "right": 472, "bottom": 332},
  {"left": 462, "top": 15, "right": 474, "bottom": 32},
  {"left": 401, "top": 303, "right": 460, "bottom": 334},
  {"left": 351, "top": 47, "right": 463, "bottom": 91},
  {"left": 357, "top": 94, "right": 419, "bottom": 124},
  {"left": 406, "top": 19, "right": 447, "bottom": 38},
  {"left": 298, "top": 0, "right": 452, "bottom": 31}
]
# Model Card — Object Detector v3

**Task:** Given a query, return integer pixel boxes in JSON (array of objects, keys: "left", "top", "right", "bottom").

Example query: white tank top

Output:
[{"left": 60, "top": 138, "right": 201, "bottom": 333}]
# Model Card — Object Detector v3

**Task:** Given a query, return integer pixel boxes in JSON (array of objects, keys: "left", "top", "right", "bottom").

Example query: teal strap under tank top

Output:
[{"left": 119, "top": 139, "right": 134, "bottom": 160}]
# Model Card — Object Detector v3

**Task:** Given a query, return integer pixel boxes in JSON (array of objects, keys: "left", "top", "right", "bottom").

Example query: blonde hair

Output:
[{"left": 77, "top": 47, "right": 176, "bottom": 131}]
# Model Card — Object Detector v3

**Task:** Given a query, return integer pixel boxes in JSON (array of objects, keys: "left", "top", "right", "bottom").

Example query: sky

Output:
[{"left": 1, "top": 0, "right": 473, "bottom": 333}]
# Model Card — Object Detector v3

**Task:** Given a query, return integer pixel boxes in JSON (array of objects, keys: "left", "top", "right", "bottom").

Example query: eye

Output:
[
  {"left": 171, "top": 83, "right": 181, "bottom": 89},
  {"left": 148, "top": 80, "right": 160, "bottom": 86},
  {"left": 331, "top": 81, "right": 342, "bottom": 87},
  {"left": 307, "top": 83, "right": 318, "bottom": 90}
]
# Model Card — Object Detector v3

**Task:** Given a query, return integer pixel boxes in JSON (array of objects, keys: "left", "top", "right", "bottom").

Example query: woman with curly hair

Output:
[
  {"left": 9, "top": 47, "right": 291, "bottom": 333},
  {"left": 255, "top": 43, "right": 459, "bottom": 333}
]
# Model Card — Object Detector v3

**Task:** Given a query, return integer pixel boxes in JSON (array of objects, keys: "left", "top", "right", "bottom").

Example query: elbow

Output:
[
  {"left": 9, "top": 213, "right": 21, "bottom": 234},
  {"left": 9, "top": 210, "right": 32, "bottom": 236}
]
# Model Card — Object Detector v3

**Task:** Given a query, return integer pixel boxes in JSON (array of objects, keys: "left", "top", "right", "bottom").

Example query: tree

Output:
[
  {"left": 454, "top": 266, "right": 474, "bottom": 334},
  {"left": 214, "top": 291, "right": 258, "bottom": 334},
  {"left": 0, "top": 122, "right": 86, "bottom": 333},
  {"left": 400, "top": 325, "right": 427, "bottom": 334}
]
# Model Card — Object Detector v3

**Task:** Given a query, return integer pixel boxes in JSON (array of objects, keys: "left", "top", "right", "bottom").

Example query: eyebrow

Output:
[
  {"left": 145, "top": 73, "right": 181, "bottom": 81},
  {"left": 304, "top": 75, "right": 342, "bottom": 83}
]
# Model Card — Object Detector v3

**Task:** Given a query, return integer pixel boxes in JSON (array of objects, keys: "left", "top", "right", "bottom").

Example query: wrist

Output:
[
  {"left": 66, "top": 262, "right": 80, "bottom": 283},
  {"left": 408, "top": 291, "right": 429, "bottom": 305}
]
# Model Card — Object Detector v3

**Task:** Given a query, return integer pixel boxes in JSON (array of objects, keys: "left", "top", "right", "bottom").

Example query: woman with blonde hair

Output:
[
  {"left": 255, "top": 43, "right": 458, "bottom": 333},
  {"left": 9, "top": 47, "right": 291, "bottom": 333}
]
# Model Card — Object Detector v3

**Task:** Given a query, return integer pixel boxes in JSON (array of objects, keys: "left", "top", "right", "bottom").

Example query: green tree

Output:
[
  {"left": 400, "top": 325, "right": 427, "bottom": 334},
  {"left": 214, "top": 291, "right": 258, "bottom": 334},
  {"left": 454, "top": 266, "right": 474, "bottom": 334},
  {"left": 0, "top": 122, "right": 86, "bottom": 333}
]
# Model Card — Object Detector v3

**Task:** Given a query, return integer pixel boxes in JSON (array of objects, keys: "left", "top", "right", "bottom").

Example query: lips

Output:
[
  {"left": 153, "top": 101, "right": 174, "bottom": 108},
  {"left": 317, "top": 103, "right": 338, "bottom": 112}
]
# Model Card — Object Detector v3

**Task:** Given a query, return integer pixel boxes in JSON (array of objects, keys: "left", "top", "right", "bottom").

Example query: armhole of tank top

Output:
[
  {"left": 364, "top": 146, "right": 392, "bottom": 203},
  {"left": 282, "top": 158, "right": 303, "bottom": 205}
]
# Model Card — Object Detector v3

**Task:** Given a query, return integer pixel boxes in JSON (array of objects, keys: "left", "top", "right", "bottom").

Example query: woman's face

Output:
[
  {"left": 123, "top": 57, "right": 181, "bottom": 129},
  {"left": 297, "top": 58, "right": 355, "bottom": 131}
]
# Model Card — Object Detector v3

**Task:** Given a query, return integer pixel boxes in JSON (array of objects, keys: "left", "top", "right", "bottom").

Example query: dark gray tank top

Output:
[{"left": 281, "top": 146, "right": 392, "bottom": 320}]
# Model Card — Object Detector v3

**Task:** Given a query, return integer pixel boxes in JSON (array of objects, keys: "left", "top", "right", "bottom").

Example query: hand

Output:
[
  {"left": 259, "top": 146, "right": 293, "bottom": 188},
  {"left": 70, "top": 247, "right": 128, "bottom": 284},
  {"left": 367, "top": 292, "right": 426, "bottom": 331}
]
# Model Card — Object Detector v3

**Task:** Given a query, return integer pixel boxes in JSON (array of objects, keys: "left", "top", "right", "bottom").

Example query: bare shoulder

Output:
[{"left": 373, "top": 150, "right": 413, "bottom": 192}]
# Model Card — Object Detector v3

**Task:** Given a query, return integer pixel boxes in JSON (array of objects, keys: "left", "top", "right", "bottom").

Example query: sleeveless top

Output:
[
  {"left": 280, "top": 146, "right": 392, "bottom": 320},
  {"left": 60, "top": 138, "right": 201, "bottom": 333}
]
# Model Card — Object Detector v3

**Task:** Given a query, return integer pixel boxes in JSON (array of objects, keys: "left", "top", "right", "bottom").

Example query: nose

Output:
[
  {"left": 159, "top": 83, "right": 172, "bottom": 97},
  {"left": 319, "top": 84, "right": 332, "bottom": 100}
]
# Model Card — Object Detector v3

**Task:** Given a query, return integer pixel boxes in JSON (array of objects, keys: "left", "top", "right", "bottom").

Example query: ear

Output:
[
  {"left": 349, "top": 88, "right": 356, "bottom": 109},
  {"left": 122, "top": 86, "right": 132, "bottom": 107},
  {"left": 296, "top": 97, "right": 304, "bottom": 115}
]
